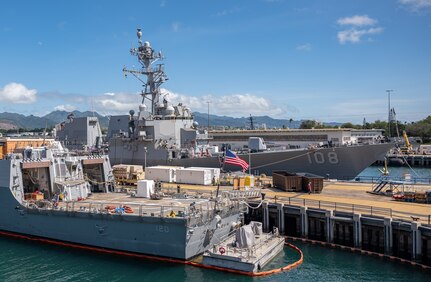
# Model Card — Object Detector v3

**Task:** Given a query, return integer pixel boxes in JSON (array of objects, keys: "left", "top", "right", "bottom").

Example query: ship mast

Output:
[{"left": 123, "top": 28, "right": 168, "bottom": 115}]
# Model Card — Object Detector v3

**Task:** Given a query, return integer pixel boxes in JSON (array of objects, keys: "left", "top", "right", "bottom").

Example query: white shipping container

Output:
[
  {"left": 188, "top": 167, "right": 220, "bottom": 183},
  {"left": 176, "top": 168, "right": 213, "bottom": 185},
  {"left": 145, "top": 166, "right": 182, "bottom": 182},
  {"left": 137, "top": 180, "right": 155, "bottom": 198}
]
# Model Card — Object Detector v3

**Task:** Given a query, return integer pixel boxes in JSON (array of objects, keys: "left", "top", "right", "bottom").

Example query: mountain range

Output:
[
  {"left": 0, "top": 110, "right": 341, "bottom": 130},
  {"left": 0, "top": 111, "right": 109, "bottom": 130}
]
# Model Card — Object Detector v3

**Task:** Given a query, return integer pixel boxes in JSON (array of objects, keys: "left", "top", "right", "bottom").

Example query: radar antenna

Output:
[{"left": 123, "top": 28, "right": 168, "bottom": 114}]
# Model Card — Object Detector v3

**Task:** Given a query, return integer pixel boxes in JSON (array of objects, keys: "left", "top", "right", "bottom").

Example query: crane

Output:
[{"left": 400, "top": 131, "right": 414, "bottom": 154}]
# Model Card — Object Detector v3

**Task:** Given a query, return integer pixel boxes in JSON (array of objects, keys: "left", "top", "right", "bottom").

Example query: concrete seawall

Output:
[{"left": 245, "top": 201, "right": 431, "bottom": 266}]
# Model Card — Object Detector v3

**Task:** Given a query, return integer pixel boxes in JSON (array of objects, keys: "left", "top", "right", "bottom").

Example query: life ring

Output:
[
  {"left": 219, "top": 246, "right": 226, "bottom": 255},
  {"left": 123, "top": 205, "right": 134, "bottom": 213}
]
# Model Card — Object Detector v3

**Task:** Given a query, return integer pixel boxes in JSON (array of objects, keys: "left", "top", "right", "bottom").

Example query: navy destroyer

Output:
[{"left": 105, "top": 29, "right": 393, "bottom": 180}]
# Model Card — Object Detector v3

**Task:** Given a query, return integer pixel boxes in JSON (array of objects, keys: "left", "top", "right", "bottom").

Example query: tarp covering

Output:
[
  {"left": 235, "top": 225, "right": 255, "bottom": 248},
  {"left": 250, "top": 221, "right": 263, "bottom": 235}
]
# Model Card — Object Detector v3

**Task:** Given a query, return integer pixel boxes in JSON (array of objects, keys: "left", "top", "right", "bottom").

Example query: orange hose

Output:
[
  {"left": 0, "top": 230, "right": 303, "bottom": 277},
  {"left": 287, "top": 236, "right": 431, "bottom": 271}
]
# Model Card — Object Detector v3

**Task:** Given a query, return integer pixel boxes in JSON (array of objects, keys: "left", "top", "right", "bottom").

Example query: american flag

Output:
[{"left": 224, "top": 149, "right": 249, "bottom": 171}]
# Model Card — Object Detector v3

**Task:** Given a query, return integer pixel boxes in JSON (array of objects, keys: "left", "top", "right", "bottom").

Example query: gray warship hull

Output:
[
  {"left": 0, "top": 154, "right": 243, "bottom": 260},
  {"left": 109, "top": 140, "right": 393, "bottom": 179}
]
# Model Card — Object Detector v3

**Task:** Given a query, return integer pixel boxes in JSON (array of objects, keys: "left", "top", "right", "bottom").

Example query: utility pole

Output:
[
  {"left": 206, "top": 101, "right": 211, "bottom": 129},
  {"left": 386, "top": 90, "right": 394, "bottom": 138}
]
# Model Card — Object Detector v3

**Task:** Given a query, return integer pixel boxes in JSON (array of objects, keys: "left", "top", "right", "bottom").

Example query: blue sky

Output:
[{"left": 0, "top": 0, "right": 430, "bottom": 123}]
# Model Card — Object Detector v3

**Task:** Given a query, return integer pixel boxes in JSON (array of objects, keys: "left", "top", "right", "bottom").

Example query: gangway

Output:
[{"left": 368, "top": 177, "right": 413, "bottom": 195}]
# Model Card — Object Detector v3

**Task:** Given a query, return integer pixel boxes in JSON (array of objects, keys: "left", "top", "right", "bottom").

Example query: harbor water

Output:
[
  {"left": 1, "top": 235, "right": 429, "bottom": 281},
  {"left": 357, "top": 166, "right": 431, "bottom": 183}
]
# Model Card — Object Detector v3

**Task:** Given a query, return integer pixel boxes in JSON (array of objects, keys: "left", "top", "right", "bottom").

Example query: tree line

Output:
[
  {"left": 299, "top": 115, "right": 431, "bottom": 142},
  {"left": 2, "top": 116, "right": 431, "bottom": 142}
]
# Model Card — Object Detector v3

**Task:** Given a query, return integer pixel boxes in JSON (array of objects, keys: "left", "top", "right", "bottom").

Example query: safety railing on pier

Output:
[
  {"left": 267, "top": 196, "right": 431, "bottom": 225},
  {"left": 339, "top": 175, "right": 431, "bottom": 184}
]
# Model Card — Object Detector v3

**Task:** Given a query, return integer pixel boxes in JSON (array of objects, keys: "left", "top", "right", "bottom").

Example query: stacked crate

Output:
[
  {"left": 113, "top": 164, "right": 145, "bottom": 185},
  {"left": 113, "top": 165, "right": 130, "bottom": 179}
]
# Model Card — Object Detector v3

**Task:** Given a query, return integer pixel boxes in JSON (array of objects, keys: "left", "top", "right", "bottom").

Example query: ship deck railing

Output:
[{"left": 22, "top": 197, "right": 246, "bottom": 226}]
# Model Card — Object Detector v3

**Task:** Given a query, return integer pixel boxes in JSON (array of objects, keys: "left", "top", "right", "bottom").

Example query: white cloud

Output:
[
  {"left": 337, "top": 27, "right": 383, "bottom": 44},
  {"left": 32, "top": 88, "right": 287, "bottom": 118},
  {"left": 0, "top": 82, "right": 37, "bottom": 104},
  {"left": 336, "top": 15, "right": 383, "bottom": 44},
  {"left": 171, "top": 22, "right": 180, "bottom": 32},
  {"left": 92, "top": 92, "right": 139, "bottom": 115},
  {"left": 337, "top": 15, "right": 377, "bottom": 26},
  {"left": 296, "top": 43, "right": 312, "bottom": 51},
  {"left": 161, "top": 88, "right": 285, "bottom": 117},
  {"left": 215, "top": 7, "right": 241, "bottom": 17},
  {"left": 54, "top": 104, "right": 76, "bottom": 112},
  {"left": 399, "top": 0, "right": 431, "bottom": 10}
]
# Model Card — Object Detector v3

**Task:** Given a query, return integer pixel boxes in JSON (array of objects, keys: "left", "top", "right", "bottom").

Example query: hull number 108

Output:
[{"left": 307, "top": 152, "right": 339, "bottom": 164}]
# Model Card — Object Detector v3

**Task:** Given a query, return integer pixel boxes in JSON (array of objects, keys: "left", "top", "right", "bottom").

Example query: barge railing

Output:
[{"left": 22, "top": 198, "right": 247, "bottom": 227}]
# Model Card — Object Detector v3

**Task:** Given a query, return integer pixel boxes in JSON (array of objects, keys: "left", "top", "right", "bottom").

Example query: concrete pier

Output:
[
  {"left": 384, "top": 217, "right": 392, "bottom": 254},
  {"left": 300, "top": 207, "right": 308, "bottom": 238},
  {"left": 246, "top": 200, "right": 431, "bottom": 265},
  {"left": 161, "top": 179, "right": 431, "bottom": 265},
  {"left": 353, "top": 214, "right": 361, "bottom": 248}
]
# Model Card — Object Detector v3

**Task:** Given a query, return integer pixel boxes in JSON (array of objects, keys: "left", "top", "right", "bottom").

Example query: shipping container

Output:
[
  {"left": 188, "top": 167, "right": 220, "bottom": 183},
  {"left": 145, "top": 166, "right": 182, "bottom": 182},
  {"left": 298, "top": 173, "right": 324, "bottom": 193},
  {"left": 272, "top": 171, "right": 302, "bottom": 192},
  {"left": 176, "top": 168, "right": 213, "bottom": 185}
]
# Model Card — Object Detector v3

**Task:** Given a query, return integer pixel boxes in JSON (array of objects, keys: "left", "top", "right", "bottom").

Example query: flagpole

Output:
[{"left": 222, "top": 145, "right": 227, "bottom": 171}]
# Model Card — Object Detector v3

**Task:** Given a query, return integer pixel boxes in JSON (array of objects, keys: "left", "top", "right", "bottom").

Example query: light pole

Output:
[
  {"left": 248, "top": 149, "right": 251, "bottom": 175},
  {"left": 386, "top": 90, "right": 394, "bottom": 138},
  {"left": 144, "top": 146, "right": 147, "bottom": 171},
  {"left": 206, "top": 101, "right": 211, "bottom": 129}
]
